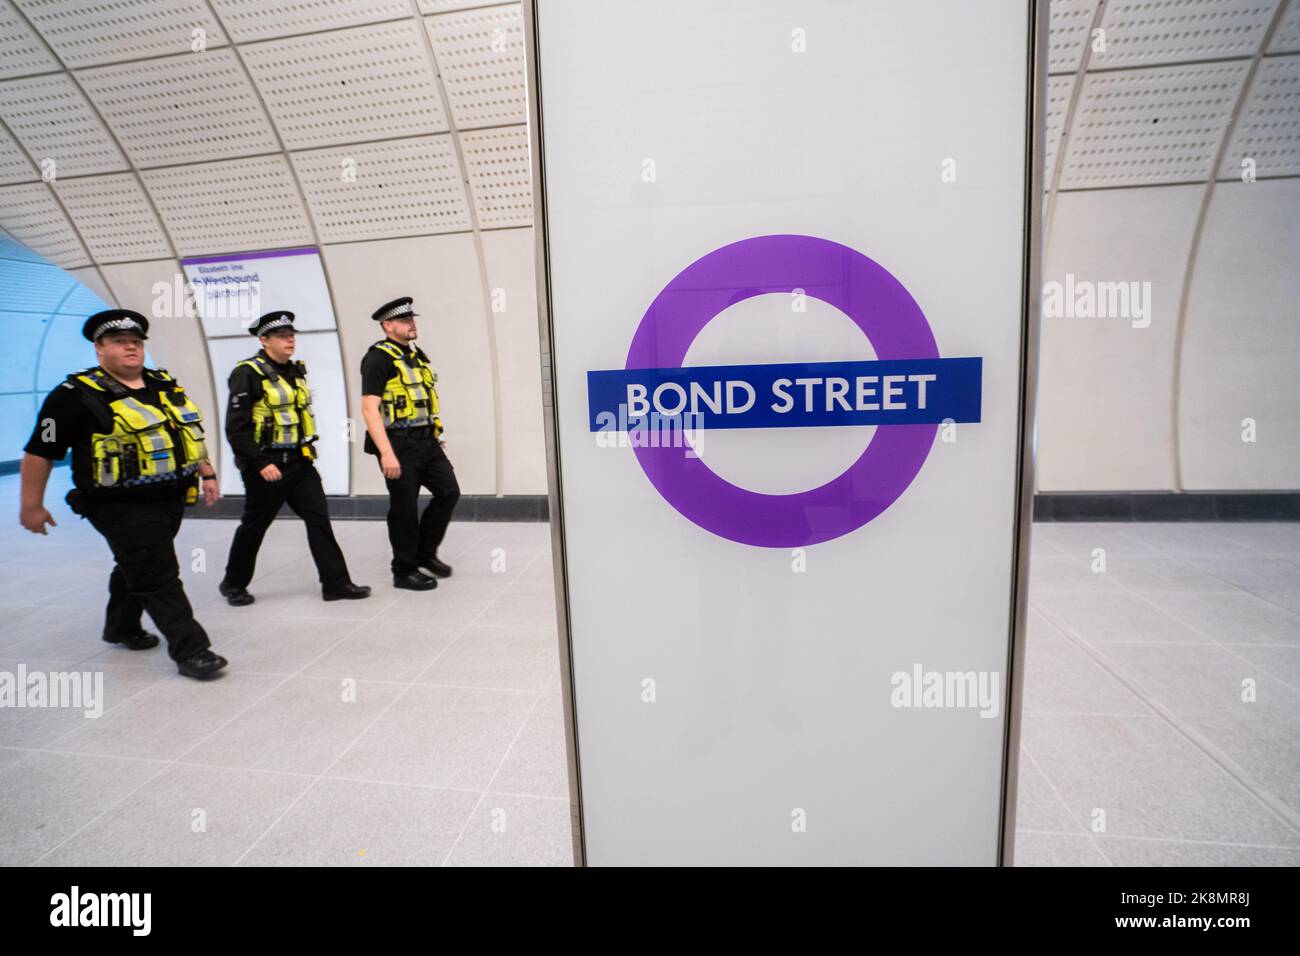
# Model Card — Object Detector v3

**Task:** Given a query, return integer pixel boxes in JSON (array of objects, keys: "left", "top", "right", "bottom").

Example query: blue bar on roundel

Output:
[{"left": 587, "top": 357, "right": 982, "bottom": 431}]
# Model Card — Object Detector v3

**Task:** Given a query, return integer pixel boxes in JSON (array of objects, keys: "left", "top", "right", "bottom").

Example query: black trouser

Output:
[
  {"left": 223, "top": 458, "right": 351, "bottom": 591},
  {"left": 383, "top": 435, "right": 460, "bottom": 575},
  {"left": 88, "top": 496, "right": 211, "bottom": 663}
]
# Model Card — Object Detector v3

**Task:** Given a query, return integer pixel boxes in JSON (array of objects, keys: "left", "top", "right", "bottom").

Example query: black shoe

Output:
[
  {"left": 219, "top": 582, "right": 255, "bottom": 607},
  {"left": 393, "top": 570, "right": 438, "bottom": 591},
  {"left": 418, "top": 556, "right": 453, "bottom": 579},
  {"left": 103, "top": 631, "right": 160, "bottom": 651},
  {"left": 177, "top": 649, "right": 228, "bottom": 679},
  {"left": 323, "top": 582, "right": 372, "bottom": 601}
]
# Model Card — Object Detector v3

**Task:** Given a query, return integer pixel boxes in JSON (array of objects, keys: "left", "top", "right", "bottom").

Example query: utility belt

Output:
[
  {"left": 259, "top": 448, "right": 314, "bottom": 466},
  {"left": 387, "top": 425, "right": 435, "bottom": 441}
]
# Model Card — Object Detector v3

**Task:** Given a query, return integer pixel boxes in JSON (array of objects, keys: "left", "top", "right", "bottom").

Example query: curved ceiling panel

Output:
[
  {"left": 141, "top": 154, "right": 313, "bottom": 255},
  {"left": 210, "top": 0, "right": 412, "bottom": 43},
  {"left": 0, "top": 73, "right": 127, "bottom": 176},
  {"left": 425, "top": 3, "right": 527, "bottom": 130},
  {"left": 50, "top": 172, "right": 172, "bottom": 262},
  {"left": 77, "top": 48, "right": 279, "bottom": 168},
  {"left": 291, "top": 134, "right": 472, "bottom": 241},
  {"left": 12, "top": 0, "right": 228, "bottom": 67},
  {"left": 241, "top": 19, "right": 449, "bottom": 150}
]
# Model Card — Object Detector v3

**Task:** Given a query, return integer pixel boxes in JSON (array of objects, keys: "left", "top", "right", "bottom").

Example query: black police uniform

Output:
[
  {"left": 219, "top": 312, "right": 365, "bottom": 603},
  {"left": 361, "top": 297, "right": 460, "bottom": 580},
  {"left": 22, "top": 311, "right": 221, "bottom": 674}
]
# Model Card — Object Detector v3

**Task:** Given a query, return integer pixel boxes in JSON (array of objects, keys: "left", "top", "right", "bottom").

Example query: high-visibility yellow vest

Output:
[
  {"left": 236, "top": 355, "right": 317, "bottom": 457},
  {"left": 69, "top": 367, "right": 207, "bottom": 496},
  {"left": 370, "top": 340, "right": 442, "bottom": 436}
]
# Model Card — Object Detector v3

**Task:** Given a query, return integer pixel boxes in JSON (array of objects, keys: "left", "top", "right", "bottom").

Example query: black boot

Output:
[
  {"left": 393, "top": 571, "right": 437, "bottom": 591},
  {"left": 177, "top": 649, "right": 228, "bottom": 679},
  {"left": 419, "top": 556, "right": 453, "bottom": 579},
  {"left": 323, "top": 582, "right": 372, "bottom": 601},
  {"left": 103, "top": 631, "right": 160, "bottom": 651},
  {"left": 219, "top": 581, "right": 255, "bottom": 606}
]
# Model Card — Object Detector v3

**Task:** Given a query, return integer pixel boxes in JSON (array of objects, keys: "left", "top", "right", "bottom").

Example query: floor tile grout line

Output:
[
  {"left": 27, "top": 620, "right": 365, "bottom": 866},
  {"left": 1103, "top": 561, "right": 1300, "bottom": 697},
  {"left": 440, "top": 670, "right": 549, "bottom": 867},
  {"left": 1016, "top": 827, "right": 1300, "bottom": 852},
  {"left": 1019, "top": 746, "right": 1114, "bottom": 866},
  {"left": 230, "top": 549, "right": 551, "bottom": 867},
  {"left": 1033, "top": 600, "right": 1300, "bottom": 838},
  {"left": 0, "top": 744, "right": 569, "bottom": 802}
]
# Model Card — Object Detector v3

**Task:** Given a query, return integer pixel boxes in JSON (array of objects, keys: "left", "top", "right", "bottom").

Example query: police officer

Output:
[
  {"left": 359, "top": 296, "right": 460, "bottom": 590},
  {"left": 218, "top": 310, "right": 370, "bottom": 606},
  {"left": 17, "top": 309, "right": 228, "bottom": 679}
]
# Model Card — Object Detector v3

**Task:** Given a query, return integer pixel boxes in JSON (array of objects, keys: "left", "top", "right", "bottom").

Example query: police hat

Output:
[
  {"left": 251, "top": 310, "right": 297, "bottom": 337},
  {"left": 371, "top": 296, "right": 418, "bottom": 322},
  {"left": 83, "top": 309, "right": 149, "bottom": 342}
]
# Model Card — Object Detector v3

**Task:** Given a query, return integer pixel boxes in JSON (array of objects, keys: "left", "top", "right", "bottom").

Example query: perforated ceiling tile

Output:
[
  {"left": 459, "top": 124, "right": 530, "bottom": 227},
  {"left": 1062, "top": 61, "right": 1249, "bottom": 189},
  {"left": 1044, "top": 74, "right": 1077, "bottom": 185},
  {"left": 13, "top": 0, "right": 227, "bottom": 68},
  {"left": 1089, "top": 0, "right": 1275, "bottom": 70},
  {"left": 426, "top": 3, "right": 526, "bottom": 130},
  {"left": 0, "top": 122, "right": 36, "bottom": 184},
  {"left": 1049, "top": 0, "right": 1101, "bottom": 75},
  {"left": 0, "top": 181, "right": 88, "bottom": 266},
  {"left": 291, "top": 135, "right": 470, "bottom": 242},
  {"left": 140, "top": 155, "right": 313, "bottom": 256},
  {"left": 78, "top": 49, "right": 278, "bottom": 168},
  {"left": 241, "top": 19, "right": 447, "bottom": 150},
  {"left": 211, "top": 0, "right": 410, "bottom": 42},
  {"left": 1220, "top": 54, "right": 1300, "bottom": 179},
  {"left": 1269, "top": 0, "right": 1300, "bottom": 54},
  {"left": 0, "top": 74, "right": 127, "bottom": 176},
  {"left": 52, "top": 172, "right": 173, "bottom": 262},
  {"left": 0, "top": 0, "right": 60, "bottom": 78},
  {"left": 418, "top": 0, "right": 501, "bottom": 12}
]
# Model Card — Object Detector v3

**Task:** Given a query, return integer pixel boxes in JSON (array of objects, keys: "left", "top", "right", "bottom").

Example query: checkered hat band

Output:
[
  {"left": 377, "top": 303, "right": 414, "bottom": 321},
  {"left": 92, "top": 317, "right": 143, "bottom": 339},
  {"left": 260, "top": 316, "right": 293, "bottom": 333}
]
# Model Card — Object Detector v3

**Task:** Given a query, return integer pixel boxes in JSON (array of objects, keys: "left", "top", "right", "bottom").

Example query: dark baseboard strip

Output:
[
  {"left": 186, "top": 494, "right": 551, "bottom": 522},
  {"left": 1033, "top": 493, "right": 1300, "bottom": 522}
]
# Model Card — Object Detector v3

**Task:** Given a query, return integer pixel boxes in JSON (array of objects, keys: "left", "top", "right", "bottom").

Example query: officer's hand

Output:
[
  {"left": 260, "top": 464, "right": 283, "bottom": 482},
  {"left": 380, "top": 452, "right": 401, "bottom": 480},
  {"left": 19, "top": 505, "right": 56, "bottom": 535},
  {"left": 202, "top": 478, "right": 221, "bottom": 507}
]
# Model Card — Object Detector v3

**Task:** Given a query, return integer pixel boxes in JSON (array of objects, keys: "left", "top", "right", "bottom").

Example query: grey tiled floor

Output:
[{"left": 1, "top": 471, "right": 1297, "bottom": 865}]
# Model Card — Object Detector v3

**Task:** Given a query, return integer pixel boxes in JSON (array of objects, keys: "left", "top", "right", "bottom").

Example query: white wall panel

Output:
[
  {"left": 1179, "top": 179, "right": 1300, "bottom": 490},
  {"left": 66, "top": 264, "right": 116, "bottom": 306},
  {"left": 98, "top": 257, "right": 220, "bottom": 467},
  {"left": 322, "top": 233, "right": 495, "bottom": 495},
  {"left": 1038, "top": 184, "right": 1202, "bottom": 491},
  {"left": 480, "top": 227, "right": 543, "bottom": 494}
]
